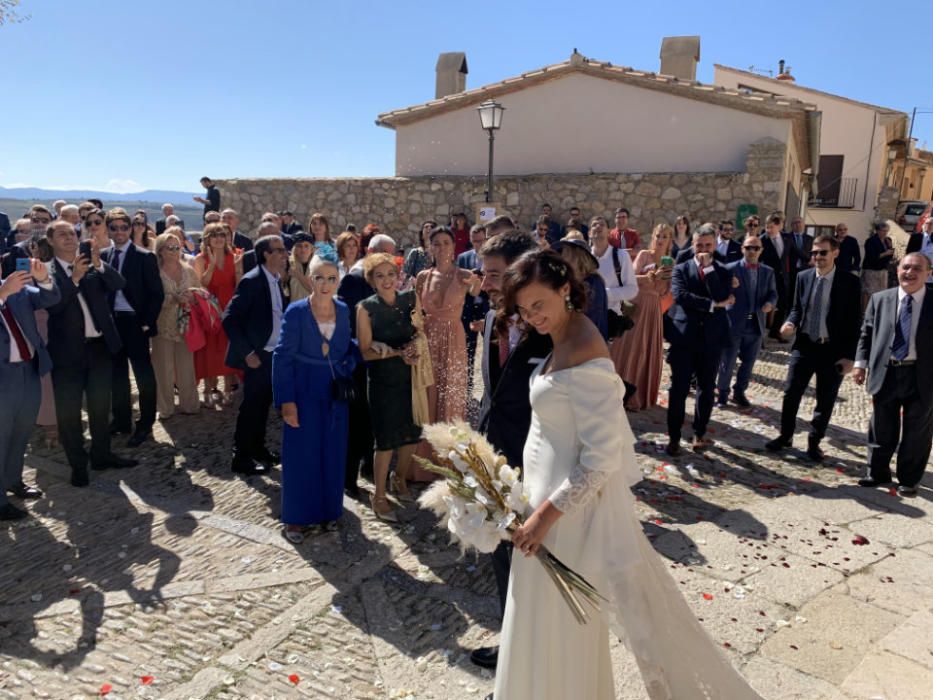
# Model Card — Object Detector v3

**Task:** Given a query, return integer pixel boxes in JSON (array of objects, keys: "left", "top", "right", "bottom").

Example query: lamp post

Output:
[{"left": 476, "top": 99, "right": 505, "bottom": 203}]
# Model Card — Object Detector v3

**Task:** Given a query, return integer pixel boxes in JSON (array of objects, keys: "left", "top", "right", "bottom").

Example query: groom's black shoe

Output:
[
  {"left": 470, "top": 645, "right": 498, "bottom": 669},
  {"left": 484, "top": 694, "right": 493, "bottom": 700}
]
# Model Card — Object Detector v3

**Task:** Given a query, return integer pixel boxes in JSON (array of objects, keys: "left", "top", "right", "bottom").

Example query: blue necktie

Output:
[
  {"left": 806, "top": 276, "right": 825, "bottom": 340},
  {"left": 112, "top": 247, "right": 121, "bottom": 271},
  {"left": 892, "top": 295, "right": 913, "bottom": 361}
]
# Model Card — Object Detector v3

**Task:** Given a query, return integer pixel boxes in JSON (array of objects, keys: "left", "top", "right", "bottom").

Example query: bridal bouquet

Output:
[{"left": 416, "top": 422, "right": 606, "bottom": 624}]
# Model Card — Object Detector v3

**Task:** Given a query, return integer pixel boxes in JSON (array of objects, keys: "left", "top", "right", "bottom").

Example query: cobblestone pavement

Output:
[{"left": 2, "top": 340, "right": 933, "bottom": 699}]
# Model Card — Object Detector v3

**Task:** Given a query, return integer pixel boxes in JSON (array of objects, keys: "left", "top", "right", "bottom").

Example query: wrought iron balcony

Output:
[{"left": 808, "top": 177, "right": 857, "bottom": 209}]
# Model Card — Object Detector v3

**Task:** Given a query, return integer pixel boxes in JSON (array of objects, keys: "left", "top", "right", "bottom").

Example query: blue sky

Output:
[{"left": 1, "top": 0, "right": 928, "bottom": 193}]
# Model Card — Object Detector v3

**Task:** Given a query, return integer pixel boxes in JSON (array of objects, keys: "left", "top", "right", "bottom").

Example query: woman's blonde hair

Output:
[
  {"left": 363, "top": 252, "right": 398, "bottom": 285},
  {"left": 154, "top": 232, "right": 179, "bottom": 261},
  {"left": 558, "top": 240, "right": 597, "bottom": 279},
  {"left": 200, "top": 222, "right": 231, "bottom": 256},
  {"left": 651, "top": 223, "right": 674, "bottom": 256}
]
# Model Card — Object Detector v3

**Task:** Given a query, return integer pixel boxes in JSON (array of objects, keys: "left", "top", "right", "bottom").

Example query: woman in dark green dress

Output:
[{"left": 356, "top": 253, "right": 422, "bottom": 522}]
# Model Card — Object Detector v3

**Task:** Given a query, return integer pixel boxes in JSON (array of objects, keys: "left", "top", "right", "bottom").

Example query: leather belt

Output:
[
  {"left": 889, "top": 359, "right": 916, "bottom": 367},
  {"left": 746, "top": 313, "right": 755, "bottom": 320}
]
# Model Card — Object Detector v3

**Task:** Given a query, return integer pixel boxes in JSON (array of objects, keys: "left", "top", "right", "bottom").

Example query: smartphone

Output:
[
  {"left": 79, "top": 241, "right": 92, "bottom": 259},
  {"left": 15, "top": 257, "right": 31, "bottom": 273},
  {"left": 660, "top": 255, "right": 674, "bottom": 267}
]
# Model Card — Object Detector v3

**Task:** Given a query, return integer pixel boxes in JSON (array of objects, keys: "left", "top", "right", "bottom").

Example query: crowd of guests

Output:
[{"left": 0, "top": 193, "right": 928, "bottom": 533}]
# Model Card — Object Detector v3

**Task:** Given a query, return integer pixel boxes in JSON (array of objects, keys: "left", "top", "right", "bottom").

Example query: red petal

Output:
[
  {"left": 100, "top": 684, "right": 113, "bottom": 696},
  {"left": 851, "top": 535, "right": 870, "bottom": 545},
  {"left": 288, "top": 674, "right": 300, "bottom": 685},
  {"left": 702, "top": 592, "right": 714, "bottom": 600},
  {"left": 141, "top": 676, "right": 154, "bottom": 685}
]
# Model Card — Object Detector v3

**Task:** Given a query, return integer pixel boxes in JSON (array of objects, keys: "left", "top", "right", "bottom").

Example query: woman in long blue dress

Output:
[{"left": 273, "top": 248, "right": 358, "bottom": 543}]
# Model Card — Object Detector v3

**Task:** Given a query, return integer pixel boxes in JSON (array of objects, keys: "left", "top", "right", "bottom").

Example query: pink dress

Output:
[
  {"left": 610, "top": 250, "right": 672, "bottom": 411},
  {"left": 410, "top": 268, "right": 469, "bottom": 480}
]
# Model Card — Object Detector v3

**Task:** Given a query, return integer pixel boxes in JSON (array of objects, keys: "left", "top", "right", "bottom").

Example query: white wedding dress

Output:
[{"left": 494, "top": 358, "right": 762, "bottom": 700}]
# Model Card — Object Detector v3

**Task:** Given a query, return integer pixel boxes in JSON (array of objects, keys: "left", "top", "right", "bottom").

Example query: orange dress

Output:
[
  {"left": 610, "top": 250, "right": 672, "bottom": 411},
  {"left": 410, "top": 268, "right": 470, "bottom": 480},
  {"left": 194, "top": 252, "right": 240, "bottom": 381}
]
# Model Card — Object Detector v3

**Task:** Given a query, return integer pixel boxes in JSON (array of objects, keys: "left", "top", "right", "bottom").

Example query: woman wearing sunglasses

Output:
[
  {"left": 152, "top": 232, "right": 201, "bottom": 419},
  {"left": 131, "top": 211, "right": 154, "bottom": 251}
]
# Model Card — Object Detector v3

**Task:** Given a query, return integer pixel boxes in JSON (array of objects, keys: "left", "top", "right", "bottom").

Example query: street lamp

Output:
[{"left": 476, "top": 99, "right": 505, "bottom": 203}]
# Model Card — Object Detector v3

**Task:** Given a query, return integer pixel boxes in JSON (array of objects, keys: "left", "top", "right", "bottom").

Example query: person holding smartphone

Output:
[
  {"left": 0, "top": 258, "right": 59, "bottom": 520},
  {"left": 765, "top": 234, "right": 861, "bottom": 461}
]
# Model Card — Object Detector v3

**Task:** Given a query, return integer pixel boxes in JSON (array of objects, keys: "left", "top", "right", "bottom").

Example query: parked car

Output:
[{"left": 896, "top": 200, "right": 932, "bottom": 232}]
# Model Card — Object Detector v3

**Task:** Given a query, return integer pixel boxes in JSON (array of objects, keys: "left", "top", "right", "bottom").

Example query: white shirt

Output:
[
  {"left": 0, "top": 280, "right": 52, "bottom": 362},
  {"left": 54, "top": 257, "right": 102, "bottom": 339},
  {"left": 262, "top": 265, "right": 284, "bottom": 352},
  {"left": 768, "top": 233, "right": 784, "bottom": 259},
  {"left": 105, "top": 242, "right": 135, "bottom": 313},
  {"left": 594, "top": 245, "right": 638, "bottom": 312}
]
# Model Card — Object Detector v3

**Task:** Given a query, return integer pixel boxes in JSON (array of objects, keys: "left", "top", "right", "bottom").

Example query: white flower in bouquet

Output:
[
  {"left": 447, "top": 450, "right": 469, "bottom": 474},
  {"left": 498, "top": 463, "right": 520, "bottom": 487},
  {"left": 505, "top": 481, "right": 530, "bottom": 514}
]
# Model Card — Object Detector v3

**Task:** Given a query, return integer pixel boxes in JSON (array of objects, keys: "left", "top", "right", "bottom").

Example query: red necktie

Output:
[
  {"left": 747, "top": 264, "right": 759, "bottom": 270},
  {"left": 1, "top": 304, "right": 32, "bottom": 361},
  {"left": 698, "top": 265, "right": 706, "bottom": 281}
]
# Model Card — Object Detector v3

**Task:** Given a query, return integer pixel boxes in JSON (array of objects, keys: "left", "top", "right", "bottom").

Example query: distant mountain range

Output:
[{"left": 0, "top": 186, "right": 198, "bottom": 203}]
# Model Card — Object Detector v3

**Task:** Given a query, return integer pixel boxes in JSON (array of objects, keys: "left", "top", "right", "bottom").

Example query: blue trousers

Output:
[
  {"left": 0, "top": 360, "right": 41, "bottom": 507},
  {"left": 717, "top": 330, "right": 762, "bottom": 398}
]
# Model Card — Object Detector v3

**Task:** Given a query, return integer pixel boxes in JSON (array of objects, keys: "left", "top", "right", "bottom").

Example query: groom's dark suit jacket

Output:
[{"left": 478, "top": 309, "right": 552, "bottom": 467}]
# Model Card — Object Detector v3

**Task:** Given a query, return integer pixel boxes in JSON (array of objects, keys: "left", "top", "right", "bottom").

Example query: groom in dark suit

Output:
[
  {"left": 471, "top": 230, "right": 551, "bottom": 676},
  {"left": 223, "top": 234, "right": 289, "bottom": 476},
  {"left": 666, "top": 225, "right": 735, "bottom": 455},
  {"left": 0, "top": 259, "right": 59, "bottom": 520},
  {"left": 765, "top": 234, "right": 861, "bottom": 460},
  {"left": 854, "top": 253, "right": 933, "bottom": 496}
]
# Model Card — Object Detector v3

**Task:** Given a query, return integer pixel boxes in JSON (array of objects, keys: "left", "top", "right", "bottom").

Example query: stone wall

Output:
[{"left": 217, "top": 140, "right": 786, "bottom": 249}]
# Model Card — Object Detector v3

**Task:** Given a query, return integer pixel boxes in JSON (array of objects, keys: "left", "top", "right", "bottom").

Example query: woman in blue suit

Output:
[{"left": 273, "top": 245, "right": 358, "bottom": 543}]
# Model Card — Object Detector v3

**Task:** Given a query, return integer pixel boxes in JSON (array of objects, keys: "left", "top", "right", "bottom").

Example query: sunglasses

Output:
[
  {"left": 742, "top": 246, "right": 762, "bottom": 251},
  {"left": 809, "top": 249, "right": 830, "bottom": 257},
  {"left": 312, "top": 275, "right": 339, "bottom": 284},
  {"left": 85, "top": 219, "right": 104, "bottom": 226},
  {"left": 164, "top": 245, "right": 181, "bottom": 252},
  {"left": 268, "top": 247, "right": 287, "bottom": 254},
  {"left": 133, "top": 221, "right": 146, "bottom": 226},
  {"left": 109, "top": 225, "right": 130, "bottom": 232}
]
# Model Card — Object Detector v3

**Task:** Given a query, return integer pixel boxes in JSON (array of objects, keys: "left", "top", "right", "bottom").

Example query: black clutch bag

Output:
[{"left": 327, "top": 346, "right": 356, "bottom": 402}]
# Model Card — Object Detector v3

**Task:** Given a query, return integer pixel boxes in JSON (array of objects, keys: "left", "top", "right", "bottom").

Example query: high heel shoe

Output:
[
  {"left": 389, "top": 473, "right": 415, "bottom": 504},
  {"left": 202, "top": 393, "right": 215, "bottom": 409},
  {"left": 370, "top": 493, "right": 398, "bottom": 523}
]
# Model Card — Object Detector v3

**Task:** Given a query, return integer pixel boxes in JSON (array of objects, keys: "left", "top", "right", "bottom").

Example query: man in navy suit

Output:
[
  {"left": 717, "top": 235, "right": 778, "bottom": 407},
  {"left": 854, "top": 253, "right": 933, "bottom": 496},
  {"left": 101, "top": 209, "right": 164, "bottom": 446},
  {"left": 666, "top": 225, "right": 735, "bottom": 455},
  {"left": 45, "top": 221, "right": 138, "bottom": 486},
  {"left": 766, "top": 234, "right": 862, "bottom": 460},
  {"left": 0, "top": 259, "right": 59, "bottom": 520},
  {"left": 223, "top": 234, "right": 289, "bottom": 476},
  {"left": 221, "top": 209, "right": 254, "bottom": 251}
]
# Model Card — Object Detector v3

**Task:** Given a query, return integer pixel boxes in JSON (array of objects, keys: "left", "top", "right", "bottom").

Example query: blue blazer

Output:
[
  {"left": 0, "top": 281, "right": 60, "bottom": 376},
  {"left": 457, "top": 249, "right": 480, "bottom": 270},
  {"left": 667, "top": 259, "right": 733, "bottom": 347},
  {"left": 725, "top": 260, "right": 778, "bottom": 336},
  {"left": 272, "top": 298, "right": 359, "bottom": 407},
  {"left": 222, "top": 266, "right": 286, "bottom": 370}
]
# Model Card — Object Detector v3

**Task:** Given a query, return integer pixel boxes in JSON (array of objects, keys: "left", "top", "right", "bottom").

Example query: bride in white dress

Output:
[{"left": 493, "top": 250, "right": 762, "bottom": 700}]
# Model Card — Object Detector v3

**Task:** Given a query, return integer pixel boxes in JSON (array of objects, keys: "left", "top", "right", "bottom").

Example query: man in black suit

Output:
[
  {"left": 834, "top": 222, "right": 861, "bottom": 276},
  {"left": 221, "top": 209, "right": 254, "bottom": 251},
  {"left": 854, "top": 253, "right": 933, "bottom": 496},
  {"left": 760, "top": 213, "right": 794, "bottom": 340},
  {"left": 45, "top": 222, "right": 138, "bottom": 486},
  {"left": 715, "top": 220, "right": 743, "bottom": 263},
  {"left": 101, "top": 209, "right": 164, "bottom": 446},
  {"left": 336, "top": 233, "right": 396, "bottom": 493},
  {"left": 471, "top": 229, "right": 551, "bottom": 672},
  {"left": 905, "top": 216, "right": 933, "bottom": 263},
  {"left": 279, "top": 211, "right": 303, "bottom": 238},
  {"left": 666, "top": 225, "right": 735, "bottom": 455},
  {"left": 0, "top": 259, "right": 59, "bottom": 520},
  {"left": 223, "top": 234, "right": 289, "bottom": 475},
  {"left": 766, "top": 234, "right": 862, "bottom": 460},
  {"left": 0, "top": 211, "right": 10, "bottom": 254}
]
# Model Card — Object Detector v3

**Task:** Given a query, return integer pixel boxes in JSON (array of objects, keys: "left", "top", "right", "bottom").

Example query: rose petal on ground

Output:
[
  {"left": 140, "top": 675, "right": 154, "bottom": 685},
  {"left": 289, "top": 674, "right": 300, "bottom": 685}
]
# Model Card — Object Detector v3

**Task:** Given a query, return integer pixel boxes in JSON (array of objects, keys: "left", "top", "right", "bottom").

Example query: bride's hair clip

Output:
[{"left": 547, "top": 261, "right": 566, "bottom": 278}]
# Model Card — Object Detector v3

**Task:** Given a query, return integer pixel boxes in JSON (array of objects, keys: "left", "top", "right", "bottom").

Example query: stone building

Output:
[{"left": 218, "top": 40, "right": 820, "bottom": 248}]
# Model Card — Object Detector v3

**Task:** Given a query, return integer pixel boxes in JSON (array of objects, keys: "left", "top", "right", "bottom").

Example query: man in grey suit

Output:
[
  {"left": 854, "top": 253, "right": 933, "bottom": 496},
  {"left": 0, "top": 259, "right": 59, "bottom": 520}
]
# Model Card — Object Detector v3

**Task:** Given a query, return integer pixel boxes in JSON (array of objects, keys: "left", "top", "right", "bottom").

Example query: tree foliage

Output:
[{"left": 0, "top": 0, "right": 30, "bottom": 26}]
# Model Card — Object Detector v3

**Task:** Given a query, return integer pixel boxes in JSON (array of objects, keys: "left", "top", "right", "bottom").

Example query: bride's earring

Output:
[{"left": 565, "top": 294, "right": 574, "bottom": 311}]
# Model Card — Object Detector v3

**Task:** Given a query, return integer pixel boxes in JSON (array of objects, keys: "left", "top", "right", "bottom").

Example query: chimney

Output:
[
  {"left": 435, "top": 52, "right": 468, "bottom": 99},
  {"left": 659, "top": 36, "right": 700, "bottom": 81},
  {"left": 776, "top": 61, "right": 796, "bottom": 82}
]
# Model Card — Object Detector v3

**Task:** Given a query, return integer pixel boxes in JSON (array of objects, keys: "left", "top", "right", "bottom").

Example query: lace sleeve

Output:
[{"left": 551, "top": 466, "right": 613, "bottom": 515}]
